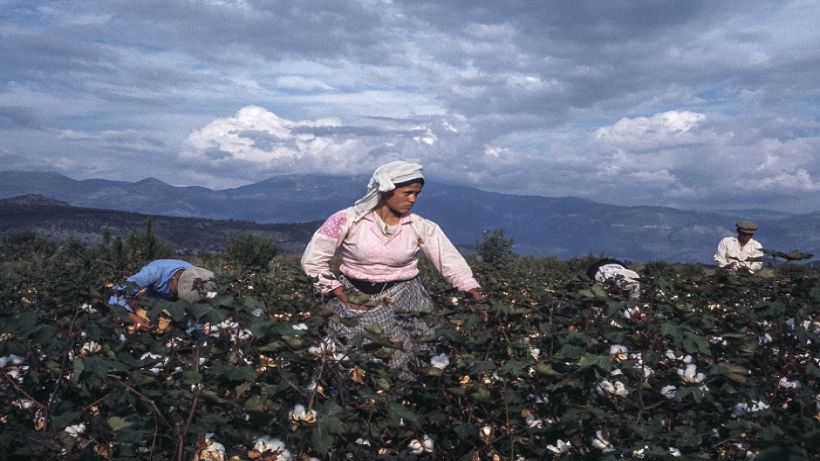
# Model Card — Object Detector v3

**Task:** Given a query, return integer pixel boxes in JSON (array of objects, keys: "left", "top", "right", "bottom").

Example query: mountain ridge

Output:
[{"left": 1, "top": 170, "right": 817, "bottom": 263}]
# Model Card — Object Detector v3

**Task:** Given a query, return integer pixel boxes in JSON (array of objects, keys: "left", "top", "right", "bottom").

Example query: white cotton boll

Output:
[
  {"left": 546, "top": 439, "right": 571, "bottom": 455},
  {"left": 289, "top": 404, "right": 317, "bottom": 425},
  {"left": 661, "top": 385, "right": 677, "bottom": 399},
  {"left": 669, "top": 447, "right": 682, "bottom": 457},
  {"left": 80, "top": 341, "right": 101, "bottom": 355},
  {"left": 682, "top": 355, "right": 693, "bottom": 364},
  {"left": 251, "top": 308, "right": 264, "bottom": 317},
  {"left": 678, "top": 364, "right": 705, "bottom": 384},
  {"left": 0, "top": 354, "right": 25, "bottom": 368},
  {"left": 525, "top": 414, "right": 543, "bottom": 428},
  {"left": 253, "top": 436, "right": 291, "bottom": 459},
  {"left": 480, "top": 425, "right": 493, "bottom": 438},
  {"left": 355, "top": 438, "right": 371, "bottom": 446},
  {"left": 750, "top": 400, "right": 769, "bottom": 412},
  {"left": 529, "top": 347, "right": 540, "bottom": 360},
  {"left": 140, "top": 352, "right": 163, "bottom": 361},
  {"left": 596, "top": 380, "right": 615, "bottom": 397},
  {"left": 206, "top": 291, "right": 218, "bottom": 299},
  {"left": 609, "top": 344, "right": 628, "bottom": 361},
  {"left": 778, "top": 377, "right": 802, "bottom": 389},
  {"left": 199, "top": 436, "right": 227, "bottom": 461},
  {"left": 236, "top": 329, "right": 254, "bottom": 341},
  {"left": 64, "top": 423, "right": 86, "bottom": 438},
  {"left": 408, "top": 439, "right": 424, "bottom": 454},
  {"left": 292, "top": 323, "right": 309, "bottom": 331},
  {"left": 732, "top": 403, "right": 748, "bottom": 417},
  {"left": 664, "top": 349, "right": 677, "bottom": 360},
  {"left": 758, "top": 333, "right": 773, "bottom": 345},
  {"left": 12, "top": 399, "right": 34, "bottom": 409},
  {"left": 422, "top": 435, "right": 434, "bottom": 452},
  {"left": 431, "top": 353, "right": 450, "bottom": 369},
  {"left": 613, "top": 381, "right": 628, "bottom": 396},
  {"left": 610, "top": 369, "right": 624, "bottom": 376},
  {"left": 592, "top": 430, "right": 615, "bottom": 453}
]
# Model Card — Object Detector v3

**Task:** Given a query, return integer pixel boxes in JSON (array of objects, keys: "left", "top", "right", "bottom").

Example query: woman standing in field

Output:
[{"left": 301, "top": 160, "right": 482, "bottom": 373}]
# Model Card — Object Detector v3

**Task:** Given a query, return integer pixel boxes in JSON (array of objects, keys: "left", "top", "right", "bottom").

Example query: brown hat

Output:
[
  {"left": 735, "top": 220, "right": 759, "bottom": 234},
  {"left": 177, "top": 266, "right": 216, "bottom": 302}
]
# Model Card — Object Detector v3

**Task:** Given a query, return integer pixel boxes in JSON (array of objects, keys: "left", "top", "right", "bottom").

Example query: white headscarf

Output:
[{"left": 353, "top": 160, "right": 424, "bottom": 217}]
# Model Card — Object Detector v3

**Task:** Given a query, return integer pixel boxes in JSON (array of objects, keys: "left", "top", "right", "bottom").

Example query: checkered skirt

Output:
[{"left": 324, "top": 276, "right": 437, "bottom": 371}]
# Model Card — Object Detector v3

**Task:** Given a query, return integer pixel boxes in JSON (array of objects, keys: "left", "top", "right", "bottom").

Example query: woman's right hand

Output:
[{"left": 332, "top": 286, "right": 368, "bottom": 312}]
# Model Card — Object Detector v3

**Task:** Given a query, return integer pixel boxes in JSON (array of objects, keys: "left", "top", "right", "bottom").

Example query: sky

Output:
[{"left": 1, "top": 1, "right": 819, "bottom": 213}]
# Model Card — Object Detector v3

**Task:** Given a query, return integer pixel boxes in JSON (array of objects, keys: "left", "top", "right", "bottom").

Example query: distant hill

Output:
[
  {"left": 0, "top": 194, "right": 318, "bottom": 254},
  {"left": 1, "top": 171, "right": 817, "bottom": 263}
]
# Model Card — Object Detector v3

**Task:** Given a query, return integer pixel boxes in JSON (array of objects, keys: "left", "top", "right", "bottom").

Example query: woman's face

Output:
[{"left": 383, "top": 182, "right": 423, "bottom": 216}]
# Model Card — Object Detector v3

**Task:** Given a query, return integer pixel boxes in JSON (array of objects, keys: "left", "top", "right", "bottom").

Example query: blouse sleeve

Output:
[
  {"left": 416, "top": 217, "right": 480, "bottom": 292},
  {"left": 300, "top": 210, "right": 349, "bottom": 293}
]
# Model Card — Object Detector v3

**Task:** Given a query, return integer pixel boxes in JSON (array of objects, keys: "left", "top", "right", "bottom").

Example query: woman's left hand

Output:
[{"left": 467, "top": 288, "right": 484, "bottom": 302}]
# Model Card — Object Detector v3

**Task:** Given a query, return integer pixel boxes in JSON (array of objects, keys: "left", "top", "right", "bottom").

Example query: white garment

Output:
[
  {"left": 353, "top": 161, "right": 424, "bottom": 217},
  {"left": 595, "top": 264, "right": 641, "bottom": 299},
  {"left": 714, "top": 236, "right": 763, "bottom": 272}
]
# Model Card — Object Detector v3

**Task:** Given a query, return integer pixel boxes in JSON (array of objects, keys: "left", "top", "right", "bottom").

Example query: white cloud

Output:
[
  {"left": 735, "top": 168, "right": 820, "bottom": 192},
  {"left": 593, "top": 111, "right": 706, "bottom": 151}
]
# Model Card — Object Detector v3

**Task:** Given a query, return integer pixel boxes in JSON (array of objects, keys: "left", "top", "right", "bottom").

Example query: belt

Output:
[{"left": 346, "top": 277, "right": 414, "bottom": 295}]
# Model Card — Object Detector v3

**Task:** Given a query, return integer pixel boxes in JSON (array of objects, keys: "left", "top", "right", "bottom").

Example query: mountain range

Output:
[{"left": 1, "top": 170, "right": 817, "bottom": 263}]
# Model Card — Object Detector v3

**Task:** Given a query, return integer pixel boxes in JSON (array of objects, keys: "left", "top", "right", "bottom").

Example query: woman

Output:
[{"left": 301, "top": 160, "right": 482, "bottom": 372}]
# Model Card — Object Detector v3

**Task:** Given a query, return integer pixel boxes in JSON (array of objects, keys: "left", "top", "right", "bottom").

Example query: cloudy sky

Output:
[{"left": 1, "top": 1, "right": 819, "bottom": 212}]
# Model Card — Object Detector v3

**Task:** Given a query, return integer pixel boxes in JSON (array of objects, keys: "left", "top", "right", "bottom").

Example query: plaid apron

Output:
[{"left": 324, "top": 276, "right": 437, "bottom": 372}]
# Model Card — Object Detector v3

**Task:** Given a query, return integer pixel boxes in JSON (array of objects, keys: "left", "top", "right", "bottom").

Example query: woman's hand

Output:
[
  {"left": 332, "top": 286, "right": 368, "bottom": 312},
  {"left": 467, "top": 288, "right": 484, "bottom": 303}
]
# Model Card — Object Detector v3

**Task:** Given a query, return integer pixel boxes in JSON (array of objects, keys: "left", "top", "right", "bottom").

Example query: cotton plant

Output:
[
  {"left": 79, "top": 341, "right": 101, "bottom": 356},
  {"left": 778, "top": 377, "right": 802, "bottom": 389},
  {"left": 596, "top": 380, "right": 629, "bottom": 397},
  {"left": 407, "top": 435, "right": 434, "bottom": 454},
  {"left": 546, "top": 439, "right": 572, "bottom": 455},
  {"left": 139, "top": 352, "right": 169, "bottom": 375},
  {"left": 430, "top": 353, "right": 450, "bottom": 369},
  {"left": 289, "top": 403, "right": 317, "bottom": 427},
  {"left": 609, "top": 344, "right": 628, "bottom": 362},
  {"left": 64, "top": 423, "right": 86, "bottom": 438},
  {"left": 0, "top": 354, "right": 25, "bottom": 368},
  {"left": 732, "top": 401, "right": 770, "bottom": 417},
  {"left": 195, "top": 435, "right": 226, "bottom": 461},
  {"left": 591, "top": 430, "right": 615, "bottom": 454},
  {"left": 677, "top": 364, "right": 705, "bottom": 384},
  {"left": 250, "top": 436, "right": 291, "bottom": 461},
  {"left": 660, "top": 385, "right": 677, "bottom": 400},
  {"left": 307, "top": 338, "right": 347, "bottom": 362}
]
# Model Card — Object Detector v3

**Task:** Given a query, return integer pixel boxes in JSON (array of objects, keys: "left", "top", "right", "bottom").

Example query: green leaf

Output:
[
  {"left": 51, "top": 411, "right": 81, "bottom": 429},
  {"left": 71, "top": 357, "right": 85, "bottom": 382},
  {"left": 578, "top": 354, "right": 613, "bottom": 372},
  {"left": 107, "top": 416, "right": 133, "bottom": 431},
  {"left": 310, "top": 423, "right": 333, "bottom": 454},
  {"left": 244, "top": 395, "right": 268, "bottom": 412},
  {"left": 554, "top": 344, "right": 584, "bottom": 360},
  {"left": 387, "top": 402, "right": 421, "bottom": 427}
]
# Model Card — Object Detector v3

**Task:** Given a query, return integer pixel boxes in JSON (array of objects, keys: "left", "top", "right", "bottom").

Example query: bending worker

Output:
[{"left": 109, "top": 259, "right": 216, "bottom": 328}]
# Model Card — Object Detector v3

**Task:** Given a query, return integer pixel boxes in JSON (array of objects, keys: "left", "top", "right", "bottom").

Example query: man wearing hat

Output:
[
  {"left": 109, "top": 259, "right": 216, "bottom": 329},
  {"left": 714, "top": 220, "right": 764, "bottom": 273}
]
